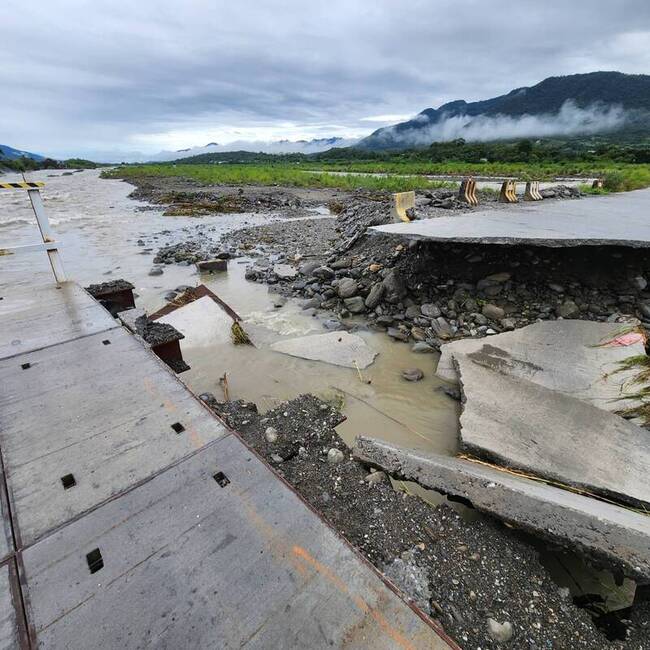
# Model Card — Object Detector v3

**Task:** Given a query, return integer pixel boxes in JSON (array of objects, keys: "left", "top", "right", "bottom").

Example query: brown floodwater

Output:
[{"left": 0, "top": 168, "right": 460, "bottom": 455}]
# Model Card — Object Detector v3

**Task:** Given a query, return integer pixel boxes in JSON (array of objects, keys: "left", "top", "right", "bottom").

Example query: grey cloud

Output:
[{"left": 1, "top": 0, "right": 649, "bottom": 159}]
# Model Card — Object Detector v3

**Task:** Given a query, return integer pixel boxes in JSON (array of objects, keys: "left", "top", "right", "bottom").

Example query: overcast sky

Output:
[{"left": 2, "top": 0, "right": 649, "bottom": 161}]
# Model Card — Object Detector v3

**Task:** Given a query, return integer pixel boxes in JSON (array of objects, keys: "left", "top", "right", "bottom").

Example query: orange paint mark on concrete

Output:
[{"left": 292, "top": 545, "right": 417, "bottom": 650}]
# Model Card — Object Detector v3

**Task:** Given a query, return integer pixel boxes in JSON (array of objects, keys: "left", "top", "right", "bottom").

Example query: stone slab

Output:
[
  {"left": 455, "top": 354, "right": 650, "bottom": 510},
  {"left": 436, "top": 321, "right": 647, "bottom": 414},
  {"left": 372, "top": 188, "right": 650, "bottom": 248},
  {"left": 354, "top": 437, "right": 650, "bottom": 581},
  {"left": 0, "top": 328, "right": 228, "bottom": 547},
  {"left": 271, "top": 331, "right": 378, "bottom": 369},
  {"left": 0, "top": 282, "right": 118, "bottom": 360},
  {"left": 21, "top": 437, "right": 450, "bottom": 649},
  {"left": 0, "top": 562, "right": 24, "bottom": 650}
]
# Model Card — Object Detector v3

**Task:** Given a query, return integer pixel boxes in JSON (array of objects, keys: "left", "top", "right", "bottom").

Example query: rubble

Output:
[
  {"left": 198, "top": 393, "right": 637, "bottom": 648},
  {"left": 353, "top": 436, "right": 650, "bottom": 583},
  {"left": 454, "top": 352, "right": 650, "bottom": 510}
]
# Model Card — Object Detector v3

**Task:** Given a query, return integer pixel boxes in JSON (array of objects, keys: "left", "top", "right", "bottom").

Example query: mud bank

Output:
[{"left": 201, "top": 393, "right": 649, "bottom": 648}]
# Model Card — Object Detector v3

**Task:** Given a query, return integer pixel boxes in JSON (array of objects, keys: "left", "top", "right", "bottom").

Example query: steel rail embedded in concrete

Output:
[
  {"left": 0, "top": 281, "right": 452, "bottom": 648},
  {"left": 0, "top": 282, "right": 118, "bottom": 360},
  {"left": 372, "top": 188, "right": 650, "bottom": 248}
]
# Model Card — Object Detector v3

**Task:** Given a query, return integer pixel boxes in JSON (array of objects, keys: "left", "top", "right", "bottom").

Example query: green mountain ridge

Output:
[{"left": 358, "top": 72, "right": 650, "bottom": 150}]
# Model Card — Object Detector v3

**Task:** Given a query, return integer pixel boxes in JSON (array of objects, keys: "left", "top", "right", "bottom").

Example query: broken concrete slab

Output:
[
  {"left": 372, "top": 188, "right": 650, "bottom": 248},
  {"left": 455, "top": 354, "right": 650, "bottom": 510},
  {"left": 270, "top": 331, "right": 378, "bottom": 369},
  {"left": 437, "top": 321, "right": 647, "bottom": 414},
  {"left": 117, "top": 307, "right": 147, "bottom": 333},
  {"left": 353, "top": 437, "right": 650, "bottom": 581},
  {"left": 158, "top": 296, "right": 238, "bottom": 347}
]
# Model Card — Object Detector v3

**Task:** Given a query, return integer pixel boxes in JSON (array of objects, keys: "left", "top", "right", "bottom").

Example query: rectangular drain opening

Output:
[
  {"left": 21, "top": 363, "right": 31, "bottom": 370},
  {"left": 102, "top": 339, "right": 111, "bottom": 345},
  {"left": 213, "top": 472, "right": 230, "bottom": 487},
  {"left": 86, "top": 548, "right": 104, "bottom": 574},
  {"left": 171, "top": 422, "right": 185, "bottom": 434},
  {"left": 61, "top": 473, "right": 76, "bottom": 490}
]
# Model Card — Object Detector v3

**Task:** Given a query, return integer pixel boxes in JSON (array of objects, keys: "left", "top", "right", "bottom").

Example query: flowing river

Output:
[{"left": 0, "top": 168, "right": 459, "bottom": 457}]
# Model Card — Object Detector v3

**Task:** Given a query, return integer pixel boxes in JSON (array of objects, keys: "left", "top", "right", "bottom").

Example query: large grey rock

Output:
[
  {"left": 481, "top": 304, "right": 504, "bottom": 320},
  {"left": 557, "top": 300, "right": 580, "bottom": 318},
  {"left": 382, "top": 269, "right": 407, "bottom": 304},
  {"left": 344, "top": 296, "right": 366, "bottom": 313},
  {"left": 270, "top": 331, "right": 377, "bottom": 369},
  {"left": 299, "top": 260, "right": 320, "bottom": 276},
  {"left": 455, "top": 353, "right": 650, "bottom": 510},
  {"left": 337, "top": 278, "right": 358, "bottom": 298},
  {"left": 436, "top": 321, "right": 647, "bottom": 415},
  {"left": 365, "top": 283, "right": 384, "bottom": 309},
  {"left": 353, "top": 437, "right": 650, "bottom": 581},
  {"left": 420, "top": 303, "right": 441, "bottom": 318}
]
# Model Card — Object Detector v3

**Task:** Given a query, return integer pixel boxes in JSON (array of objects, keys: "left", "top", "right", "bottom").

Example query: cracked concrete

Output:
[
  {"left": 436, "top": 321, "right": 647, "bottom": 415},
  {"left": 353, "top": 436, "right": 650, "bottom": 582},
  {"left": 454, "top": 352, "right": 650, "bottom": 510},
  {"left": 372, "top": 188, "right": 650, "bottom": 248}
]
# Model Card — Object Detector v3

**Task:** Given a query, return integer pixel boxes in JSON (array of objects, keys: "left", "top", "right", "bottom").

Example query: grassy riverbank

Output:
[
  {"left": 104, "top": 160, "right": 650, "bottom": 193},
  {"left": 103, "top": 164, "right": 456, "bottom": 192}
]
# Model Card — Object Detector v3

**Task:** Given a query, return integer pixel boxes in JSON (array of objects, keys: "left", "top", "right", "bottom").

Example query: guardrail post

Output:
[{"left": 26, "top": 188, "right": 67, "bottom": 283}]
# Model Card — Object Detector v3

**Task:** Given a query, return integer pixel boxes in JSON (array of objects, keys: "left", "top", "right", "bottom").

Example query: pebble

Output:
[
  {"left": 327, "top": 448, "right": 345, "bottom": 464},
  {"left": 148, "top": 266, "right": 163, "bottom": 276},
  {"left": 482, "top": 303, "right": 505, "bottom": 320},
  {"left": 401, "top": 368, "right": 424, "bottom": 382},
  {"left": 364, "top": 470, "right": 386, "bottom": 484},
  {"left": 487, "top": 618, "right": 513, "bottom": 643},
  {"left": 264, "top": 427, "right": 278, "bottom": 443}
]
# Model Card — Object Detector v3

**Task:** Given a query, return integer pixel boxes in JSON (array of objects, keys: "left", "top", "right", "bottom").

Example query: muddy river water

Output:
[
  {"left": 0, "top": 168, "right": 635, "bottom": 610},
  {"left": 0, "top": 169, "right": 459, "bottom": 455}
]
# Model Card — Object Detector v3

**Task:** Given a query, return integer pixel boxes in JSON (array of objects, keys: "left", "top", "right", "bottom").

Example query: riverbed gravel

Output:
[{"left": 200, "top": 393, "right": 648, "bottom": 649}]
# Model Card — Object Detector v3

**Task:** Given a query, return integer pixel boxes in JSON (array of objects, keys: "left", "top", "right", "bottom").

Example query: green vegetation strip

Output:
[
  {"left": 103, "top": 164, "right": 455, "bottom": 192},
  {"left": 105, "top": 160, "right": 650, "bottom": 193}
]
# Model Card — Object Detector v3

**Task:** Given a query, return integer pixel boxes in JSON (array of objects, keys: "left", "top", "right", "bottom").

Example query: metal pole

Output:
[{"left": 26, "top": 188, "right": 67, "bottom": 284}]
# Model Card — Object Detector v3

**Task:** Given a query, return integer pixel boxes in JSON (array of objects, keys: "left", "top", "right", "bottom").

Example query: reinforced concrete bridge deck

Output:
[
  {"left": 372, "top": 188, "right": 650, "bottom": 248},
  {"left": 0, "top": 281, "right": 452, "bottom": 649}
]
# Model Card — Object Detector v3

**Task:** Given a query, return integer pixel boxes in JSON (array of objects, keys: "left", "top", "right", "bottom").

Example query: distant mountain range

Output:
[
  {"left": 0, "top": 144, "right": 44, "bottom": 161},
  {"left": 153, "top": 137, "right": 358, "bottom": 161},
  {"left": 358, "top": 72, "right": 650, "bottom": 150}
]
